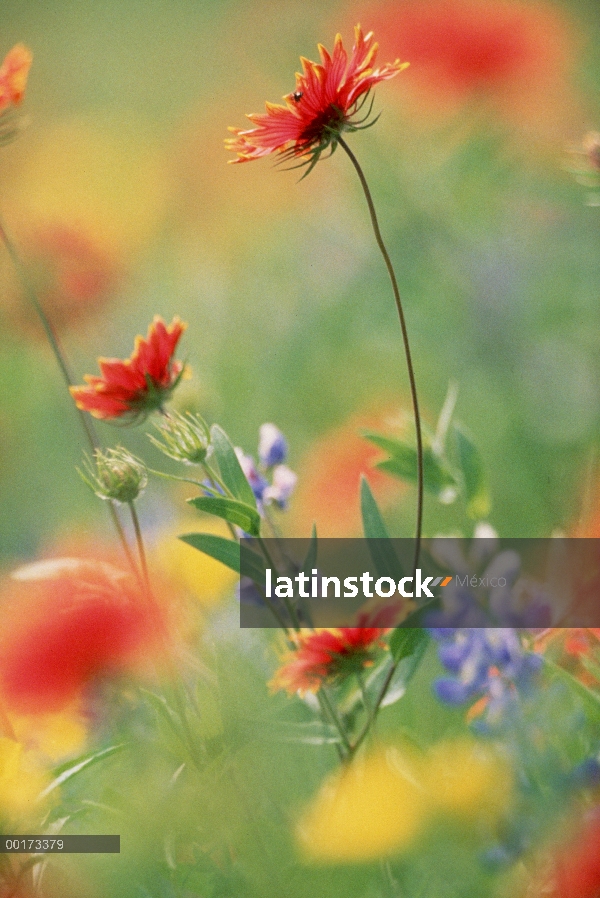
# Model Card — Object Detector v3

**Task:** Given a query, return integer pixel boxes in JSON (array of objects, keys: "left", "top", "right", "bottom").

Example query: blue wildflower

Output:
[{"left": 258, "top": 423, "right": 288, "bottom": 467}]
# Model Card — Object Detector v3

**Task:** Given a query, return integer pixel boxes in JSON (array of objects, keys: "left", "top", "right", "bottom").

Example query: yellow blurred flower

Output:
[
  {"left": 0, "top": 737, "right": 49, "bottom": 822},
  {"left": 12, "top": 707, "right": 87, "bottom": 763},
  {"left": 423, "top": 738, "right": 513, "bottom": 821},
  {"left": 153, "top": 517, "right": 237, "bottom": 607},
  {"left": 297, "top": 738, "right": 514, "bottom": 863},
  {"left": 297, "top": 747, "right": 427, "bottom": 862}
]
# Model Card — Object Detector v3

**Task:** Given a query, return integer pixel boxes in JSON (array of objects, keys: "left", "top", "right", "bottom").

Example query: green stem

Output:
[
  {"left": 147, "top": 467, "right": 210, "bottom": 491},
  {"left": 337, "top": 136, "right": 423, "bottom": 576},
  {"left": 128, "top": 501, "right": 149, "bottom": 589},
  {"left": 127, "top": 500, "right": 205, "bottom": 768},
  {"left": 318, "top": 688, "right": 352, "bottom": 757},
  {"left": 0, "top": 216, "right": 139, "bottom": 576},
  {"left": 258, "top": 535, "right": 301, "bottom": 631}
]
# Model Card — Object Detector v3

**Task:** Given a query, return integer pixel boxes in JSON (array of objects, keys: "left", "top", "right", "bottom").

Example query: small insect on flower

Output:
[
  {"left": 226, "top": 25, "right": 408, "bottom": 175},
  {"left": 70, "top": 316, "right": 187, "bottom": 422}
]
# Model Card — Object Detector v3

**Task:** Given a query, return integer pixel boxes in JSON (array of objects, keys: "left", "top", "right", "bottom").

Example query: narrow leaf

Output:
[
  {"left": 301, "top": 524, "right": 318, "bottom": 575},
  {"left": 364, "top": 432, "right": 457, "bottom": 496},
  {"left": 453, "top": 426, "right": 490, "bottom": 519},
  {"left": 188, "top": 495, "right": 260, "bottom": 536},
  {"left": 39, "top": 745, "right": 124, "bottom": 800},
  {"left": 389, "top": 626, "right": 429, "bottom": 664},
  {"left": 360, "top": 477, "right": 404, "bottom": 580},
  {"left": 210, "top": 425, "right": 257, "bottom": 508},
  {"left": 179, "top": 532, "right": 240, "bottom": 574},
  {"left": 240, "top": 541, "right": 267, "bottom": 584}
]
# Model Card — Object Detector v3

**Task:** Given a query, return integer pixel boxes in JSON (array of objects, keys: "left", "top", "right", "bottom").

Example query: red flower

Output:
[
  {"left": 0, "top": 558, "right": 159, "bottom": 713},
  {"left": 270, "top": 627, "right": 389, "bottom": 695},
  {"left": 0, "top": 44, "right": 32, "bottom": 113},
  {"left": 534, "top": 807, "right": 600, "bottom": 898},
  {"left": 226, "top": 26, "right": 406, "bottom": 171},
  {"left": 360, "top": 0, "right": 571, "bottom": 97},
  {"left": 70, "top": 316, "right": 186, "bottom": 421}
]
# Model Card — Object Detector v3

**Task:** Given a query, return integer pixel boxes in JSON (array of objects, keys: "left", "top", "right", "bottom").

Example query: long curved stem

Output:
[
  {"left": 337, "top": 136, "right": 423, "bottom": 575},
  {"left": 0, "top": 217, "right": 138, "bottom": 575}
]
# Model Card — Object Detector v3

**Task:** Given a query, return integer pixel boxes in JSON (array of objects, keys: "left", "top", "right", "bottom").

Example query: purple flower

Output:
[
  {"left": 429, "top": 627, "right": 542, "bottom": 724},
  {"left": 235, "top": 426, "right": 297, "bottom": 514},
  {"left": 235, "top": 448, "right": 269, "bottom": 504},
  {"left": 258, "top": 423, "right": 288, "bottom": 467},
  {"left": 263, "top": 464, "right": 297, "bottom": 509}
]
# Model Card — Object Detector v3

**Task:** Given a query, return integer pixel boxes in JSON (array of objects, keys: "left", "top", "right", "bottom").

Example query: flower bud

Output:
[
  {"left": 258, "top": 423, "right": 287, "bottom": 467},
  {"left": 80, "top": 447, "right": 147, "bottom": 504},
  {"left": 149, "top": 411, "right": 210, "bottom": 465}
]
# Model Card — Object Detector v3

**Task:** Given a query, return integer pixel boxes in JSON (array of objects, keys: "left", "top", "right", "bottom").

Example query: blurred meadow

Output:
[
  {"left": 1, "top": 0, "right": 599, "bottom": 557},
  {"left": 1, "top": 0, "right": 600, "bottom": 896}
]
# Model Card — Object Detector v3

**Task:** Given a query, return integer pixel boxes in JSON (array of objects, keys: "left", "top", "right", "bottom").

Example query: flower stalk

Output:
[{"left": 337, "top": 135, "right": 423, "bottom": 576}]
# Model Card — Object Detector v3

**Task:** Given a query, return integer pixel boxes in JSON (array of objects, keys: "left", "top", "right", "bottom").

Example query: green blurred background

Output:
[{"left": 1, "top": 0, "right": 600, "bottom": 563}]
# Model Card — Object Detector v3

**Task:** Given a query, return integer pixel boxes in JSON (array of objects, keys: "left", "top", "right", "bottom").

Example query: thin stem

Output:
[
  {"left": 258, "top": 535, "right": 301, "bottom": 631},
  {"left": 128, "top": 501, "right": 149, "bottom": 590},
  {"left": 337, "top": 136, "right": 423, "bottom": 575},
  {"left": 318, "top": 687, "right": 352, "bottom": 756},
  {"left": 147, "top": 467, "right": 210, "bottom": 491},
  {"left": 0, "top": 216, "right": 139, "bottom": 576}
]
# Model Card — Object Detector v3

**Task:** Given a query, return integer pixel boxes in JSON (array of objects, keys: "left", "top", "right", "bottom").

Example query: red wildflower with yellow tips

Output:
[
  {"left": 0, "top": 44, "right": 32, "bottom": 114},
  {"left": 270, "top": 627, "right": 389, "bottom": 695},
  {"left": 70, "top": 316, "right": 186, "bottom": 421},
  {"left": 227, "top": 26, "right": 407, "bottom": 174}
]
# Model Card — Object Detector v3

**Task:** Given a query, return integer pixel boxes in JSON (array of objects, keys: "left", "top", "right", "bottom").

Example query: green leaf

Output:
[
  {"left": 140, "top": 689, "right": 185, "bottom": 739},
  {"left": 209, "top": 425, "right": 257, "bottom": 508},
  {"left": 179, "top": 533, "right": 240, "bottom": 574},
  {"left": 270, "top": 721, "right": 342, "bottom": 746},
  {"left": 360, "top": 477, "right": 404, "bottom": 580},
  {"left": 364, "top": 431, "right": 457, "bottom": 497},
  {"left": 240, "top": 541, "right": 267, "bottom": 584},
  {"left": 389, "top": 626, "right": 429, "bottom": 664},
  {"left": 301, "top": 524, "right": 318, "bottom": 575},
  {"left": 453, "top": 425, "right": 490, "bottom": 519},
  {"left": 40, "top": 745, "right": 124, "bottom": 800},
  {"left": 188, "top": 495, "right": 261, "bottom": 537}
]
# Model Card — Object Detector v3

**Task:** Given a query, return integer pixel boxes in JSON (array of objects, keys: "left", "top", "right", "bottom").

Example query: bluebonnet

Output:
[
  {"left": 429, "top": 627, "right": 542, "bottom": 725},
  {"left": 235, "top": 425, "right": 297, "bottom": 512},
  {"left": 258, "top": 423, "right": 288, "bottom": 467}
]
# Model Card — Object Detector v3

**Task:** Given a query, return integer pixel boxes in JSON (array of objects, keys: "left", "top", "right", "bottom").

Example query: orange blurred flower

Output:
[
  {"left": 270, "top": 627, "right": 389, "bottom": 695},
  {"left": 0, "top": 44, "right": 32, "bottom": 113},
  {"left": 70, "top": 315, "right": 186, "bottom": 421},
  {"left": 290, "top": 409, "right": 405, "bottom": 537},
  {"left": 227, "top": 26, "right": 406, "bottom": 170},
  {"left": 0, "top": 557, "right": 160, "bottom": 714}
]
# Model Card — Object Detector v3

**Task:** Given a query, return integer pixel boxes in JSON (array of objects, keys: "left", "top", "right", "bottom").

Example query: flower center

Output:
[{"left": 299, "top": 104, "right": 346, "bottom": 148}]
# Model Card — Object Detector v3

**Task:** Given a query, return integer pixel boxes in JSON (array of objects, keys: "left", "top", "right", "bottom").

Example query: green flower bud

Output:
[
  {"left": 80, "top": 447, "right": 148, "bottom": 504},
  {"left": 148, "top": 411, "right": 210, "bottom": 465}
]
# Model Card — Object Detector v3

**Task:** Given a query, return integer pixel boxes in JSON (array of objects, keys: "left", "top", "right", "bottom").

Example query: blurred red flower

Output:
[
  {"left": 0, "top": 44, "right": 31, "bottom": 113},
  {"left": 227, "top": 26, "right": 406, "bottom": 169},
  {"left": 0, "top": 558, "right": 159, "bottom": 713},
  {"left": 354, "top": 0, "right": 575, "bottom": 130},
  {"left": 270, "top": 627, "right": 389, "bottom": 695},
  {"left": 531, "top": 807, "right": 600, "bottom": 898},
  {"left": 27, "top": 225, "right": 120, "bottom": 327},
  {"left": 70, "top": 315, "right": 186, "bottom": 421}
]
